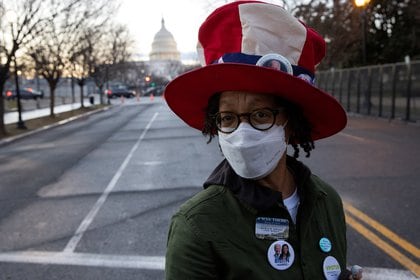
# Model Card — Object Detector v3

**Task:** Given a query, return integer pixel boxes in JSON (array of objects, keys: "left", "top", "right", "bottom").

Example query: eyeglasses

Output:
[{"left": 214, "top": 108, "right": 283, "bottom": 133}]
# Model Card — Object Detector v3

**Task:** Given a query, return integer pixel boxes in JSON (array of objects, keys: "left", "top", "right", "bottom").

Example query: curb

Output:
[
  {"left": 0, "top": 106, "right": 111, "bottom": 147},
  {"left": 346, "top": 112, "right": 420, "bottom": 127}
]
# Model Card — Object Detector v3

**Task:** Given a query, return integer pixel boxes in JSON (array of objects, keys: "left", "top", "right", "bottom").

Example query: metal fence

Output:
[{"left": 316, "top": 60, "right": 420, "bottom": 122}]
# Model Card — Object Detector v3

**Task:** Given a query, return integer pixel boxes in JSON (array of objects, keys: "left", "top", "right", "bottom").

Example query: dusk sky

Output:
[{"left": 116, "top": 0, "right": 291, "bottom": 58}]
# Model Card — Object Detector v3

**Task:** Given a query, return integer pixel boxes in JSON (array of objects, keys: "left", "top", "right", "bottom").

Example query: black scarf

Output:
[{"left": 203, "top": 156, "right": 311, "bottom": 211}]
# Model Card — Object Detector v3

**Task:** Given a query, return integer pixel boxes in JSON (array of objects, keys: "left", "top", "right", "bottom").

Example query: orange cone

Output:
[{"left": 150, "top": 93, "right": 154, "bottom": 101}]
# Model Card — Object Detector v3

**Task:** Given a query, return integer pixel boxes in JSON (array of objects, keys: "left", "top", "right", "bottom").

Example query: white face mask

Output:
[{"left": 218, "top": 122, "right": 287, "bottom": 180}]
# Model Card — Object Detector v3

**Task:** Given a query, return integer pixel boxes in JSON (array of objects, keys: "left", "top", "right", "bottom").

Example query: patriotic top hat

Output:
[{"left": 164, "top": 0, "right": 347, "bottom": 141}]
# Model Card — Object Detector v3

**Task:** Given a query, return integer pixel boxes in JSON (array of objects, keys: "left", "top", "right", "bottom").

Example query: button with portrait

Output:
[{"left": 267, "top": 240, "right": 295, "bottom": 270}]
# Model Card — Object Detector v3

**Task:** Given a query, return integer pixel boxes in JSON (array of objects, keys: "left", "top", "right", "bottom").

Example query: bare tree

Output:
[
  {"left": 107, "top": 24, "right": 134, "bottom": 84},
  {"left": 70, "top": 27, "right": 99, "bottom": 108},
  {"left": 68, "top": 22, "right": 134, "bottom": 105},
  {"left": 89, "top": 24, "right": 134, "bottom": 103},
  {"left": 28, "top": 0, "right": 116, "bottom": 116},
  {"left": 0, "top": 0, "right": 50, "bottom": 136},
  {"left": 90, "top": 42, "right": 112, "bottom": 105}
]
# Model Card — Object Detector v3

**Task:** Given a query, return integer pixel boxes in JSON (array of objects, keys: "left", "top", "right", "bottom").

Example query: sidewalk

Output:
[
  {"left": 4, "top": 94, "right": 156, "bottom": 125},
  {"left": 5, "top": 101, "right": 93, "bottom": 125}
]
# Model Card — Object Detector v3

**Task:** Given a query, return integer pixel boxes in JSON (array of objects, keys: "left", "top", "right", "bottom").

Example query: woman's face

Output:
[{"left": 219, "top": 91, "right": 288, "bottom": 128}]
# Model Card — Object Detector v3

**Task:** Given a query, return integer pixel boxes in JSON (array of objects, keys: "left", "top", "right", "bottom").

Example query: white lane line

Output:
[
  {"left": 0, "top": 250, "right": 418, "bottom": 279},
  {"left": 0, "top": 251, "right": 164, "bottom": 270},
  {"left": 338, "top": 132, "right": 369, "bottom": 142},
  {"left": 63, "top": 112, "right": 159, "bottom": 253},
  {"left": 362, "top": 267, "right": 419, "bottom": 280},
  {"left": 138, "top": 161, "right": 164, "bottom": 166}
]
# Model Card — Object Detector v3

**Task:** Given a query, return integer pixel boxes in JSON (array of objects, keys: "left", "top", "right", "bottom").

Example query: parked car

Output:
[
  {"left": 142, "top": 85, "right": 165, "bottom": 96},
  {"left": 4, "top": 88, "right": 44, "bottom": 100},
  {"left": 105, "top": 86, "right": 135, "bottom": 98}
]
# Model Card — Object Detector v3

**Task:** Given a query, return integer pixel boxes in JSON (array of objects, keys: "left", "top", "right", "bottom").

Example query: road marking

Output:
[
  {"left": 0, "top": 251, "right": 164, "bottom": 270},
  {"left": 344, "top": 202, "right": 420, "bottom": 259},
  {"left": 339, "top": 132, "right": 369, "bottom": 142},
  {"left": 63, "top": 112, "right": 159, "bottom": 253},
  {"left": 344, "top": 205, "right": 420, "bottom": 277},
  {"left": 0, "top": 250, "right": 417, "bottom": 279},
  {"left": 138, "top": 161, "right": 165, "bottom": 166},
  {"left": 362, "top": 267, "right": 419, "bottom": 280}
]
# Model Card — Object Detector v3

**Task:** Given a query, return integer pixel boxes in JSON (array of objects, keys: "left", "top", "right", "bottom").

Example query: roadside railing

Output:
[{"left": 316, "top": 60, "right": 419, "bottom": 122}]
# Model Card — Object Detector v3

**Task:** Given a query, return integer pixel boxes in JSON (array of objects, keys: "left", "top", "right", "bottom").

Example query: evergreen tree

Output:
[
  {"left": 292, "top": 0, "right": 420, "bottom": 67},
  {"left": 368, "top": 0, "right": 419, "bottom": 63}
]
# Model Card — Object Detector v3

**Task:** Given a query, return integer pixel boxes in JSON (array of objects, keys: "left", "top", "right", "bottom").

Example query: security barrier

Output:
[{"left": 317, "top": 61, "right": 420, "bottom": 122}]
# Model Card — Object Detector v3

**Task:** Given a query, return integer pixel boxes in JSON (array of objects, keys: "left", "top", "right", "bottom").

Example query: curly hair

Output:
[{"left": 202, "top": 93, "right": 315, "bottom": 158}]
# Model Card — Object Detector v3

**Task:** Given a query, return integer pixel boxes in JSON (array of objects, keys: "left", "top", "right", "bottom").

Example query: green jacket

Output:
[{"left": 166, "top": 157, "right": 347, "bottom": 279}]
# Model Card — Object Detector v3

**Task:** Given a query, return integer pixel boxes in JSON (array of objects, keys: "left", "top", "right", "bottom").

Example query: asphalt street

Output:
[{"left": 0, "top": 97, "right": 418, "bottom": 279}]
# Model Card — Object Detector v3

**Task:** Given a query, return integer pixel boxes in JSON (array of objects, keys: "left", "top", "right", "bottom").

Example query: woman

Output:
[
  {"left": 280, "top": 244, "right": 291, "bottom": 263},
  {"left": 164, "top": 1, "right": 351, "bottom": 279}
]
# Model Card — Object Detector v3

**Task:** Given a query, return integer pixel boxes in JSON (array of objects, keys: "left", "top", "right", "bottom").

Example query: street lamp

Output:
[
  {"left": 13, "top": 56, "right": 26, "bottom": 129},
  {"left": 355, "top": 0, "right": 370, "bottom": 64}
]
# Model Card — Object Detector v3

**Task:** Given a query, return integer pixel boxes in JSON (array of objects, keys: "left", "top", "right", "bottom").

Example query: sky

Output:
[
  {"left": 115, "top": 0, "right": 289, "bottom": 60},
  {"left": 116, "top": 0, "right": 223, "bottom": 59}
]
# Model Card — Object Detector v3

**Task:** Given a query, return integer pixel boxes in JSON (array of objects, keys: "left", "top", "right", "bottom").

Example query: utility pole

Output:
[{"left": 14, "top": 56, "right": 26, "bottom": 129}]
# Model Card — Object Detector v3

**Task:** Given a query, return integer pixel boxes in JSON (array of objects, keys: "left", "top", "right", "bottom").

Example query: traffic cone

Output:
[
  {"left": 120, "top": 95, "right": 125, "bottom": 104},
  {"left": 150, "top": 93, "right": 154, "bottom": 101}
]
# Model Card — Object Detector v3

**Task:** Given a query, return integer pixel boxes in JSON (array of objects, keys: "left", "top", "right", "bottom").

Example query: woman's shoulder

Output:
[
  {"left": 171, "top": 185, "right": 241, "bottom": 241},
  {"left": 308, "top": 174, "right": 343, "bottom": 204},
  {"left": 177, "top": 185, "right": 232, "bottom": 218}
]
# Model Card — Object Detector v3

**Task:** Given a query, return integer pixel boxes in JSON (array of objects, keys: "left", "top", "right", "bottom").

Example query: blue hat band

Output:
[{"left": 214, "top": 53, "right": 315, "bottom": 85}]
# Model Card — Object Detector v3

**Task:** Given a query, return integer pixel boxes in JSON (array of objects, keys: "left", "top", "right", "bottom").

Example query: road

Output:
[{"left": 0, "top": 97, "right": 418, "bottom": 279}]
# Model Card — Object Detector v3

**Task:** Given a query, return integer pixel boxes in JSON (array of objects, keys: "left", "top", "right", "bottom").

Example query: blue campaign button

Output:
[{"left": 319, "top": 237, "right": 332, "bottom": 253}]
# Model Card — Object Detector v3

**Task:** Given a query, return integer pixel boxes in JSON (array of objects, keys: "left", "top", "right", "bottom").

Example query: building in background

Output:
[
  {"left": 150, "top": 18, "right": 181, "bottom": 61},
  {"left": 148, "top": 18, "right": 183, "bottom": 81}
]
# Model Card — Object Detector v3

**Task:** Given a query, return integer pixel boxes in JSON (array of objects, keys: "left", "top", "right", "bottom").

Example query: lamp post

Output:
[
  {"left": 355, "top": 0, "right": 370, "bottom": 65},
  {"left": 13, "top": 56, "right": 26, "bottom": 129},
  {"left": 106, "top": 63, "right": 110, "bottom": 105}
]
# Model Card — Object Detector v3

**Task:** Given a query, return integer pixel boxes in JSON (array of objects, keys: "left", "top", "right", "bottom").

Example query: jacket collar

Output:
[{"left": 203, "top": 155, "right": 321, "bottom": 211}]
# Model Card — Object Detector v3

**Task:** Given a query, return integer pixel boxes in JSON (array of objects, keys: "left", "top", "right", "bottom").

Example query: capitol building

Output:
[
  {"left": 150, "top": 18, "right": 180, "bottom": 61},
  {"left": 148, "top": 18, "right": 182, "bottom": 80}
]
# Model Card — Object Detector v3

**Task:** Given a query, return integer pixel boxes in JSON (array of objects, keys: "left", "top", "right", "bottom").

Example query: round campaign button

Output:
[
  {"left": 267, "top": 240, "right": 295, "bottom": 270},
  {"left": 323, "top": 256, "right": 341, "bottom": 280},
  {"left": 256, "top": 53, "right": 293, "bottom": 74},
  {"left": 319, "top": 237, "right": 332, "bottom": 253}
]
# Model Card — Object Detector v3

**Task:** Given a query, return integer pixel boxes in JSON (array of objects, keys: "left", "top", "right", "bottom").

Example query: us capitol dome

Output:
[{"left": 149, "top": 18, "right": 180, "bottom": 61}]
